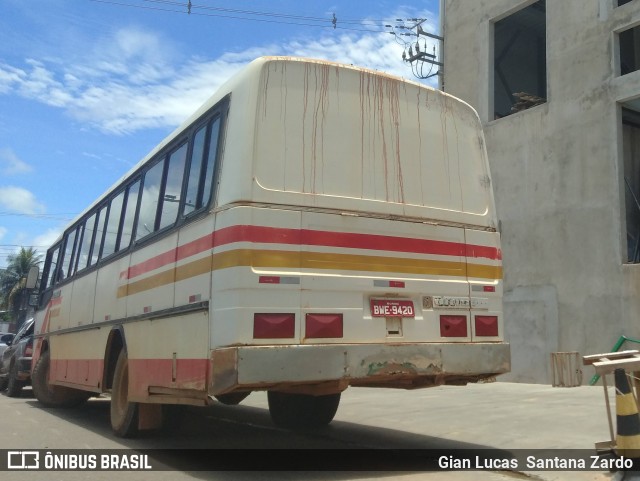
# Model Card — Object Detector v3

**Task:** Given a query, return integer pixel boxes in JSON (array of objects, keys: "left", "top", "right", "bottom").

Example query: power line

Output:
[
  {"left": 388, "top": 19, "right": 443, "bottom": 80},
  {"left": 0, "top": 212, "right": 76, "bottom": 220},
  {"left": 89, "top": 0, "right": 390, "bottom": 33}
]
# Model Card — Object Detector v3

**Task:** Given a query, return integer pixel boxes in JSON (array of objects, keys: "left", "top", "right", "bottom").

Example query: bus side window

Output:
[
  {"left": 42, "top": 244, "right": 61, "bottom": 291},
  {"left": 136, "top": 159, "right": 165, "bottom": 240},
  {"left": 159, "top": 142, "right": 188, "bottom": 229},
  {"left": 91, "top": 205, "right": 107, "bottom": 266},
  {"left": 70, "top": 224, "right": 84, "bottom": 277},
  {"left": 77, "top": 213, "right": 97, "bottom": 272},
  {"left": 201, "top": 118, "right": 221, "bottom": 208},
  {"left": 120, "top": 179, "right": 140, "bottom": 249},
  {"left": 101, "top": 190, "right": 125, "bottom": 259},
  {"left": 184, "top": 117, "right": 221, "bottom": 216},
  {"left": 59, "top": 226, "right": 79, "bottom": 282}
]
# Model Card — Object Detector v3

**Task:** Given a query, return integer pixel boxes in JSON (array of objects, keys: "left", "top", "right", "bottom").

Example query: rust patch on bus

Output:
[{"left": 210, "top": 348, "right": 239, "bottom": 394}]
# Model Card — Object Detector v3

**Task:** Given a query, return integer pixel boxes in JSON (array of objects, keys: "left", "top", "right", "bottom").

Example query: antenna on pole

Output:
[{"left": 386, "top": 18, "right": 443, "bottom": 81}]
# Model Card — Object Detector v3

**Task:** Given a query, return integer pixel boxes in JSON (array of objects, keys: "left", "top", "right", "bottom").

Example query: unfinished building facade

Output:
[{"left": 442, "top": 0, "right": 640, "bottom": 382}]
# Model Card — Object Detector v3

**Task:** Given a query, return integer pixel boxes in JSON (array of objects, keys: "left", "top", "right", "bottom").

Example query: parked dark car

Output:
[{"left": 0, "top": 318, "right": 34, "bottom": 396}]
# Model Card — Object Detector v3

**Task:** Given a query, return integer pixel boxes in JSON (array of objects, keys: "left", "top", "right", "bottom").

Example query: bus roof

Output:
[{"left": 52, "top": 56, "right": 493, "bottom": 247}]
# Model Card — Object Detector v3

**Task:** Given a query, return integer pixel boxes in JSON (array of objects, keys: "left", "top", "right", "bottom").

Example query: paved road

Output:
[{"left": 0, "top": 381, "right": 620, "bottom": 481}]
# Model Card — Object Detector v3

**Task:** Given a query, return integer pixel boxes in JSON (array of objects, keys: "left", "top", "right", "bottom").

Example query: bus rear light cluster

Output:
[
  {"left": 253, "top": 313, "right": 295, "bottom": 339},
  {"left": 305, "top": 313, "right": 343, "bottom": 338},
  {"left": 440, "top": 315, "right": 467, "bottom": 337},
  {"left": 475, "top": 315, "right": 499, "bottom": 337}
]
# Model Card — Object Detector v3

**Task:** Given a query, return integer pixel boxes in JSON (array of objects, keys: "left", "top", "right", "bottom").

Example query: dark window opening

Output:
[
  {"left": 77, "top": 213, "right": 97, "bottom": 272},
  {"left": 493, "top": 0, "right": 547, "bottom": 119},
  {"left": 120, "top": 180, "right": 140, "bottom": 250},
  {"left": 42, "top": 245, "right": 61, "bottom": 291},
  {"left": 620, "top": 26, "right": 640, "bottom": 76},
  {"left": 136, "top": 159, "right": 165, "bottom": 240},
  {"left": 184, "top": 117, "right": 221, "bottom": 216},
  {"left": 101, "top": 190, "right": 125, "bottom": 259},
  {"left": 59, "top": 227, "right": 79, "bottom": 282},
  {"left": 618, "top": 0, "right": 635, "bottom": 7},
  {"left": 622, "top": 106, "right": 640, "bottom": 263},
  {"left": 159, "top": 142, "right": 188, "bottom": 229},
  {"left": 91, "top": 205, "right": 108, "bottom": 266}
]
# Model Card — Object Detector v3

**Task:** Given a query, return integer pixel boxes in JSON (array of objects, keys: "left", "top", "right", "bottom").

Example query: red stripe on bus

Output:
[
  {"left": 465, "top": 244, "right": 503, "bottom": 260},
  {"left": 120, "top": 225, "right": 502, "bottom": 280},
  {"left": 50, "top": 358, "right": 105, "bottom": 388},
  {"left": 50, "top": 358, "right": 208, "bottom": 396},
  {"left": 128, "top": 358, "right": 208, "bottom": 395}
]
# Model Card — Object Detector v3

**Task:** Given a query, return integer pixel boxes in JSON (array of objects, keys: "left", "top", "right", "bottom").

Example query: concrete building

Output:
[{"left": 441, "top": 0, "right": 640, "bottom": 383}]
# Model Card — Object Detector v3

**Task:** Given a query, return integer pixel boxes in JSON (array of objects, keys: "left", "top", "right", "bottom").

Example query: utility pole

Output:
[{"left": 387, "top": 18, "right": 444, "bottom": 82}]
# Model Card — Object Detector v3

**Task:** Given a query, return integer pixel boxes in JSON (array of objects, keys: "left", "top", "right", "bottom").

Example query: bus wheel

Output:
[
  {"left": 32, "top": 350, "right": 90, "bottom": 407},
  {"left": 267, "top": 391, "right": 340, "bottom": 430},
  {"left": 110, "top": 350, "right": 139, "bottom": 438},
  {"left": 214, "top": 392, "right": 251, "bottom": 405}
]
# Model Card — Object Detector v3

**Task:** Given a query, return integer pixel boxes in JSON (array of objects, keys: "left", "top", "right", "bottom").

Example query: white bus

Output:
[{"left": 30, "top": 56, "right": 509, "bottom": 437}]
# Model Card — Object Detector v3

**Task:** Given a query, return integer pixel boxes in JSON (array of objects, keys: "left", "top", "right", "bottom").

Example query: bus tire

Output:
[
  {"left": 214, "top": 392, "right": 251, "bottom": 405},
  {"left": 110, "top": 350, "right": 139, "bottom": 438},
  {"left": 32, "top": 350, "right": 90, "bottom": 407},
  {"left": 6, "top": 363, "right": 24, "bottom": 397},
  {"left": 267, "top": 391, "right": 340, "bottom": 430}
]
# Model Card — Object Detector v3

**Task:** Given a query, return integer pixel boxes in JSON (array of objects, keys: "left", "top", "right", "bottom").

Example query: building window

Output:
[
  {"left": 493, "top": 0, "right": 547, "bottom": 119},
  {"left": 620, "top": 26, "right": 640, "bottom": 76},
  {"left": 618, "top": 0, "right": 635, "bottom": 7},
  {"left": 622, "top": 106, "right": 640, "bottom": 263}
]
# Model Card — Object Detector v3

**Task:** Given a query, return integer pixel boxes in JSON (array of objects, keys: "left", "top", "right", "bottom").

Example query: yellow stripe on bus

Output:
[{"left": 117, "top": 248, "right": 503, "bottom": 298}]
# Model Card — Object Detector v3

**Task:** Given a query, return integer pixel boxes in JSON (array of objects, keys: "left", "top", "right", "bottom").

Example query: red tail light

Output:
[
  {"left": 305, "top": 314, "right": 343, "bottom": 339},
  {"left": 24, "top": 339, "right": 33, "bottom": 357},
  {"left": 253, "top": 313, "right": 295, "bottom": 339},
  {"left": 475, "top": 315, "right": 499, "bottom": 337},
  {"left": 440, "top": 315, "right": 468, "bottom": 337}
]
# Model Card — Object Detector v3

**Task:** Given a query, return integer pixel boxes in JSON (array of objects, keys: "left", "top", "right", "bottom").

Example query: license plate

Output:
[{"left": 370, "top": 299, "right": 415, "bottom": 318}]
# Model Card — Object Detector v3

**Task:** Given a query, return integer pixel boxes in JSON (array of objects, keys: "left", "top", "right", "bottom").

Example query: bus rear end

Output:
[{"left": 208, "top": 57, "right": 509, "bottom": 427}]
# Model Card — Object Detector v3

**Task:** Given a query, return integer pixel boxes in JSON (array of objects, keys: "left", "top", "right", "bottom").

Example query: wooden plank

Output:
[
  {"left": 583, "top": 350, "right": 640, "bottom": 365},
  {"left": 593, "top": 357, "right": 640, "bottom": 375}
]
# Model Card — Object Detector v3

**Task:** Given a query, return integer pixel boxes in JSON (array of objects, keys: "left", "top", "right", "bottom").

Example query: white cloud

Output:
[
  {"left": 0, "top": 226, "right": 6, "bottom": 242},
  {"left": 0, "top": 186, "right": 45, "bottom": 215},
  {"left": 0, "top": 148, "right": 33, "bottom": 175},
  {"left": 32, "top": 227, "right": 62, "bottom": 251},
  {"left": 0, "top": 16, "right": 439, "bottom": 135}
]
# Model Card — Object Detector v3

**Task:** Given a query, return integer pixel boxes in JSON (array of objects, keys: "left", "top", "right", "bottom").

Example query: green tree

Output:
[{"left": 0, "top": 247, "right": 42, "bottom": 326}]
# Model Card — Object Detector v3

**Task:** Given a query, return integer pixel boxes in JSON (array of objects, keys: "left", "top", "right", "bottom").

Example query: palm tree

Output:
[{"left": 0, "top": 247, "right": 42, "bottom": 327}]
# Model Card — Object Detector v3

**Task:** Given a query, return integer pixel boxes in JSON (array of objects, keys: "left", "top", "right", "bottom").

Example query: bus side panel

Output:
[
  {"left": 50, "top": 272, "right": 97, "bottom": 385},
  {"left": 94, "top": 253, "right": 131, "bottom": 324},
  {"left": 68, "top": 271, "right": 97, "bottom": 328},
  {"left": 49, "top": 284, "right": 73, "bottom": 332},
  {"left": 174, "top": 215, "right": 215, "bottom": 309},
  {"left": 50, "top": 328, "right": 109, "bottom": 390},
  {"left": 210, "top": 206, "right": 302, "bottom": 349},
  {"left": 125, "top": 310, "right": 210, "bottom": 401},
  {"left": 125, "top": 233, "right": 179, "bottom": 317}
]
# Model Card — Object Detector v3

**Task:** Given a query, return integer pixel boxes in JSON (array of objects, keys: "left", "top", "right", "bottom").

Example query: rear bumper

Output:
[{"left": 209, "top": 342, "right": 510, "bottom": 395}]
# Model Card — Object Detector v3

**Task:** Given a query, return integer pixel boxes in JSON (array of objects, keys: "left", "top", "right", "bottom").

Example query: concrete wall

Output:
[{"left": 442, "top": 0, "right": 640, "bottom": 383}]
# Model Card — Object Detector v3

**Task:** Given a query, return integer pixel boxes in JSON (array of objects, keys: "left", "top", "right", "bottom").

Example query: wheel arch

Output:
[{"left": 103, "top": 326, "right": 127, "bottom": 391}]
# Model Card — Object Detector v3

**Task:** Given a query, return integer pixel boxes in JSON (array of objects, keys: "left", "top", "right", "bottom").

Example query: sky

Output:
[{"left": 0, "top": 0, "right": 440, "bottom": 268}]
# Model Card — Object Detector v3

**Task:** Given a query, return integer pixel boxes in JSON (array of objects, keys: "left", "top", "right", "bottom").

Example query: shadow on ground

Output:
[{"left": 18, "top": 390, "right": 514, "bottom": 480}]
